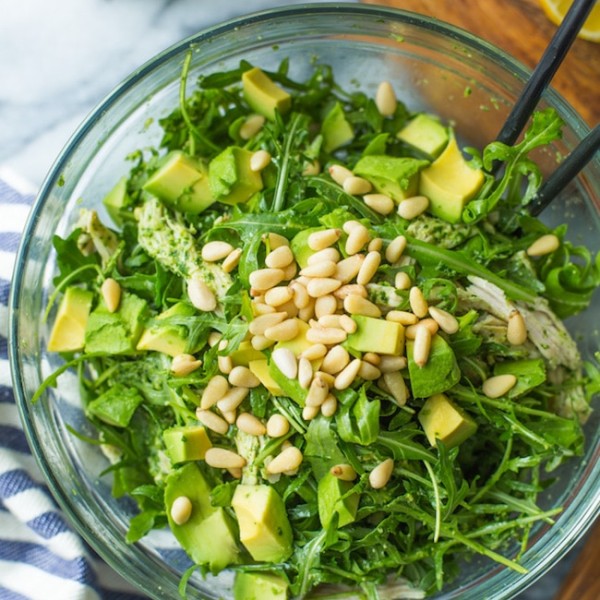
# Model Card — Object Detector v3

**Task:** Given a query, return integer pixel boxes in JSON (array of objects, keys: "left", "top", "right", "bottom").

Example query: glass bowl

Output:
[{"left": 9, "top": 3, "right": 600, "bottom": 599}]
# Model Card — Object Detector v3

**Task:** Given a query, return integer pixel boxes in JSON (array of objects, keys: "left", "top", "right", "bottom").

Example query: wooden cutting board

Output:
[{"left": 362, "top": 2, "right": 600, "bottom": 599}]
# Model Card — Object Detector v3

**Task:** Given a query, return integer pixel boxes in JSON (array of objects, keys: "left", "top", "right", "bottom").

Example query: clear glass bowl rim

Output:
[{"left": 9, "top": 3, "right": 599, "bottom": 599}]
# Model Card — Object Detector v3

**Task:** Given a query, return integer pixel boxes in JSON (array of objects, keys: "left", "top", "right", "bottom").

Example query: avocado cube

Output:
[
  {"left": 318, "top": 472, "right": 359, "bottom": 529},
  {"left": 249, "top": 360, "right": 283, "bottom": 396},
  {"left": 47, "top": 286, "right": 94, "bottom": 352},
  {"left": 163, "top": 425, "right": 213, "bottom": 465},
  {"left": 242, "top": 67, "right": 291, "bottom": 121},
  {"left": 494, "top": 359, "right": 546, "bottom": 399},
  {"left": 346, "top": 315, "right": 405, "bottom": 356},
  {"left": 143, "top": 151, "right": 215, "bottom": 214},
  {"left": 234, "top": 572, "right": 288, "bottom": 600},
  {"left": 419, "top": 137, "right": 484, "bottom": 224},
  {"left": 165, "top": 464, "right": 239, "bottom": 572},
  {"left": 397, "top": 114, "right": 449, "bottom": 158},
  {"left": 102, "top": 177, "right": 129, "bottom": 226},
  {"left": 406, "top": 335, "right": 460, "bottom": 398},
  {"left": 353, "top": 155, "right": 429, "bottom": 202},
  {"left": 274, "top": 320, "right": 314, "bottom": 358},
  {"left": 230, "top": 341, "right": 267, "bottom": 366},
  {"left": 86, "top": 383, "right": 142, "bottom": 427},
  {"left": 84, "top": 291, "right": 147, "bottom": 355},
  {"left": 209, "top": 146, "right": 263, "bottom": 205},
  {"left": 322, "top": 102, "right": 354, "bottom": 153},
  {"left": 418, "top": 393, "right": 477, "bottom": 448},
  {"left": 136, "top": 302, "right": 196, "bottom": 357},
  {"left": 232, "top": 484, "right": 293, "bottom": 563}
]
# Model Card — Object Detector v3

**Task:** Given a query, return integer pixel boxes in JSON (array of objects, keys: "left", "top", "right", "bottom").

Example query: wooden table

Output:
[{"left": 361, "top": 2, "right": 599, "bottom": 598}]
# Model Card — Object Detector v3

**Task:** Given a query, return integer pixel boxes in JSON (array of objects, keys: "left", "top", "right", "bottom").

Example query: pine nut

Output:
[
  {"left": 321, "top": 394, "right": 338, "bottom": 417},
  {"left": 315, "top": 371, "right": 335, "bottom": 387},
  {"left": 375, "top": 81, "right": 397, "bottom": 117},
  {"left": 264, "top": 318, "right": 300, "bottom": 342},
  {"left": 344, "top": 294, "right": 381, "bottom": 318},
  {"left": 322, "top": 345, "right": 351, "bottom": 374},
  {"left": 264, "top": 286, "right": 293, "bottom": 307},
  {"left": 298, "top": 298, "right": 315, "bottom": 322},
  {"left": 413, "top": 326, "right": 432, "bottom": 367},
  {"left": 302, "top": 159, "right": 321, "bottom": 176},
  {"left": 101, "top": 278, "right": 121, "bottom": 313},
  {"left": 507, "top": 310, "right": 527, "bottom": 345},
  {"left": 357, "top": 251, "right": 381, "bottom": 285},
  {"left": 272, "top": 347, "right": 298, "bottom": 379},
  {"left": 395, "top": 271, "right": 412, "bottom": 290},
  {"left": 343, "top": 176, "right": 372, "bottom": 196},
  {"left": 249, "top": 312, "right": 286, "bottom": 336},
  {"left": 188, "top": 278, "right": 217, "bottom": 312},
  {"left": 249, "top": 268, "right": 285, "bottom": 291},
  {"left": 308, "top": 229, "right": 342, "bottom": 251},
  {"left": 339, "top": 315, "right": 357, "bottom": 333},
  {"left": 383, "top": 372, "right": 409, "bottom": 405},
  {"left": 251, "top": 334, "right": 275, "bottom": 350},
  {"left": 298, "top": 357, "right": 313, "bottom": 389},
  {"left": 526, "top": 234, "right": 560, "bottom": 257},
  {"left": 266, "top": 413, "right": 290, "bottom": 437},
  {"left": 385, "top": 236, "right": 407, "bottom": 264},
  {"left": 170, "top": 496, "right": 193, "bottom": 526},
  {"left": 228, "top": 467, "right": 243, "bottom": 479},
  {"left": 363, "top": 352, "right": 380, "bottom": 365},
  {"left": 266, "top": 446, "right": 303, "bottom": 474},
  {"left": 277, "top": 299, "right": 299, "bottom": 319},
  {"left": 307, "top": 277, "right": 342, "bottom": 298},
  {"left": 406, "top": 318, "right": 439, "bottom": 339},
  {"left": 315, "top": 295, "right": 338, "bottom": 319},
  {"left": 335, "top": 254, "right": 365, "bottom": 283},
  {"left": 379, "top": 355, "right": 407, "bottom": 373},
  {"left": 222, "top": 410, "right": 237, "bottom": 424},
  {"left": 398, "top": 196, "right": 429, "bottom": 220},
  {"left": 171, "top": 354, "right": 202, "bottom": 376},
  {"left": 306, "top": 327, "right": 347, "bottom": 345},
  {"left": 253, "top": 302, "right": 276, "bottom": 316},
  {"left": 331, "top": 464, "right": 357, "bottom": 481},
  {"left": 307, "top": 247, "right": 340, "bottom": 265},
  {"left": 369, "top": 458, "right": 394, "bottom": 489},
  {"left": 222, "top": 248, "right": 242, "bottom": 273},
  {"left": 386, "top": 311, "right": 416, "bottom": 327},
  {"left": 303, "top": 405, "right": 321, "bottom": 420},
  {"left": 429, "top": 306, "right": 459, "bottom": 335},
  {"left": 328, "top": 164, "right": 354, "bottom": 186},
  {"left": 282, "top": 261, "right": 298, "bottom": 281},
  {"left": 359, "top": 361, "right": 381, "bottom": 380},
  {"left": 409, "top": 286, "right": 429, "bottom": 318},
  {"left": 290, "top": 282, "right": 310, "bottom": 309},
  {"left": 205, "top": 448, "right": 246, "bottom": 469},
  {"left": 266, "top": 245, "right": 294, "bottom": 269},
  {"left": 250, "top": 149, "right": 272, "bottom": 172},
  {"left": 208, "top": 331, "right": 222, "bottom": 347},
  {"left": 334, "top": 284, "right": 368, "bottom": 300},
  {"left": 483, "top": 374, "right": 518, "bottom": 398},
  {"left": 216, "top": 386, "right": 250, "bottom": 413},
  {"left": 301, "top": 261, "right": 337, "bottom": 278},
  {"left": 196, "top": 409, "right": 229, "bottom": 434},
  {"left": 229, "top": 366, "right": 260, "bottom": 388},
  {"left": 363, "top": 193, "right": 394, "bottom": 215},
  {"left": 301, "top": 344, "right": 328, "bottom": 360},
  {"left": 200, "top": 375, "right": 229, "bottom": 409},
  {"left": 345, "top": 225, "right": 370, "bottom": 255},
  {"left": 342, "top": 220, "right": 363, "bottom": 234},
  {"left": 305, "top": 376, "right": 330, "bottom": 407},
  {"left": 218, "top": 355, "right": 233, "bottom": 374},
  {"left": 264, "top": 232, "right": 289, "bottom": 250},
  {"left": 368, "top": 237, "right": 383, "bottom": 253},
  {"left": 202, "top": 241, "right": 234, "bottom": 262},
  {"left": 236, "top": 412, "right": 267, "bottom": 436},
  {"left": 318, "top": 314, "right": 344, "bottom": 329},
  {"left": 334, "top": 358, "right": 362, "bottom": 390},
  {"left": 239, "top": 114, "right": 265, "bottom": 140}
]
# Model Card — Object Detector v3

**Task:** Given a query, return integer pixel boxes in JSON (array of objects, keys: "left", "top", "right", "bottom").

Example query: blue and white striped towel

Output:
[{"left": 0, "top": 170, "right": 147, "bottom": 600}]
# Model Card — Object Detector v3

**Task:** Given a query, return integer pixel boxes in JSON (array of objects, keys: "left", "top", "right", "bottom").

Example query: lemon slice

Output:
[{"left": 539, "top": 0, "right": 600, "bottom": 42}]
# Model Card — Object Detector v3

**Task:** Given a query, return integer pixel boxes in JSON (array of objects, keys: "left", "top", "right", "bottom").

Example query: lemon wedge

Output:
[{"left": 539, "top": 0, "right": 600, "bottom": 42}]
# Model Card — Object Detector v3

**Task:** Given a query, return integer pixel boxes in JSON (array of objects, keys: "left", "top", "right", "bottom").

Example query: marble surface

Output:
[{"left": 0, "top": 1, "right": 586, "bottom": 598}]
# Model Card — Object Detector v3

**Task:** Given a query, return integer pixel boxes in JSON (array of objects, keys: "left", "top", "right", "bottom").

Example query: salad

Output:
[{"left": 40, "top": 56, "right": 600, "bottom": 599}]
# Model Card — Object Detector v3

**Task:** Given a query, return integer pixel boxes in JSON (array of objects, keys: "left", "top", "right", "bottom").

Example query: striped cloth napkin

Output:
[{"left": 0, "top": 170, "right": 146, "bottom": 600}]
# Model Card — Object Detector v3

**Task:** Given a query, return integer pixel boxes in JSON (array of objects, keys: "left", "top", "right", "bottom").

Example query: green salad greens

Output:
[{"left": 40, "top": 56, "right": 600, "bottom": 599}]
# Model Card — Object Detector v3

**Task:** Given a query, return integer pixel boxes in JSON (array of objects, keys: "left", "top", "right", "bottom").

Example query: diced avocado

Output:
[
  {"left": 47, "top": 286, "right": 93, "bottom": 352},
  {"left": 209, "top": 146, "right": 263, "bottom": 205},
  {"left": 102, "top": 177, "right": 128, "bottom": 226},
  {"left": 143, "top": 151, "right": 215, "bottom": 214},
  {"left": 397, "top": 114, "right": 449, "bottom": 158},
  {"left": 406, "top": 335, "right": 460, "bottom": 398},
  {"left": 418, "top": 393, "right": 477, "bottom": 448},
  {"left": 163, "top": 425, "right": 213, "bottom": 464},
  {"left": 318, "top": 472, "right": 359, "bottom": 529},
  {"left": 242, "top": 67, "right": 291, "bottom": 121},
  {"left": 419, "top": 136, "right": 484, "bottom": 223},
  {"left": 84, "top": 292, "right": 147, "bottom": 355},
  {"left": 165, "top": 464, "right": 239, "bottom": 572},
  {"left": 234, "top": 572, "right": 288, "bottom": 600},
  {"left": 290, "top": 227, "right": 324, "bottom": 268},
  {"left": 86, "top": 383, "right": 143, "bottom": 427},
  {"left": 232, "top": 484, "right": 293, "bottom": 563},
  {"left": 494, "top": 359, "right": 546, "bottom": 399},
  {"left": 346, "top": 315, "right": 405, "bottom": 356},
  {"left": 353, "top": 156, "right": 429, "bottom": 202},
  {"left": 136, "top": 302, "right": 196, "bottom": 357},
  {"left": 362, "top": 133, "right": 389, "bottom": 156},
  {"left": 230, "top": 341, "right": 266, "bottom": 366},
  {"left": 249, "top": 360, "right": 283, "bottom": 396},
  {"left": 322, "top": 102, "right": 354, "bottom": 153},
  {"left": 268, "top": 361, "right": 307, "bottom": 406}
]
